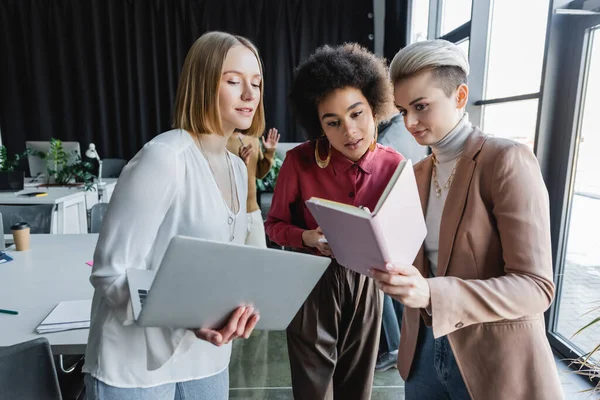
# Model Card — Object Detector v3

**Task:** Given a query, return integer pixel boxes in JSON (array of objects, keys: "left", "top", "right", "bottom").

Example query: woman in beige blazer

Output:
[{"left": 370, "top": 40, "right": 563, "bottom": 400}]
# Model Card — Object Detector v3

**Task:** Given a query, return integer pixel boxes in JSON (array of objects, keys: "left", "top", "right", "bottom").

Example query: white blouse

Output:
[{"left": 82, "top": 129, "right": 248, "bottom": 388}]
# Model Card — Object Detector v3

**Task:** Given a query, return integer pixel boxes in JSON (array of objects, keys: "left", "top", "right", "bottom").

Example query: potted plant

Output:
[
  {"left": 0, "top": 145, "right": 26, "bottom": 192},
  {"left": 28, "top": 138, "right": 96, "bottom": 191},
  {"left": 570, "top": 303, "right": 599, "bottom": 395}
]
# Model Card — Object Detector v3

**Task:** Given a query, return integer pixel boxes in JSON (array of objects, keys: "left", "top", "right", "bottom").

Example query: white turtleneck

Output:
[{"left": 424, "top": 113, "right": 473, "bottom": 276}]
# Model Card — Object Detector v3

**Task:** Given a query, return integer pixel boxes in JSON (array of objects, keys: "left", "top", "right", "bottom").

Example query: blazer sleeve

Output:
[{"left": 427, "top": 143, "right": 555, "bottom": 338}]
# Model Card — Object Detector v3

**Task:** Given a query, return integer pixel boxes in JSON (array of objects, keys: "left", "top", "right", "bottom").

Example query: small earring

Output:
[{"left": 315, "top": 137, "right": 331, "bottom": 168}]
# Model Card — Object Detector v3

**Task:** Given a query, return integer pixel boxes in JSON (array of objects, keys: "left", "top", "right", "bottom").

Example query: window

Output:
[
  {"left": 482, "top": 99, "right": 539, "bottom": 149},
  {"left": 409, "top": 0, "right": 430, "bottom": 43},
  {"left": 457, "top": 38, "right": 470, "bottom": 57},
  {"left": 409, "top": 0, "right": 470, "bottom": 44},
  {"left": 410, "top": 0, "right": 549, "bottom": 149},
  {"left": 485, "top": 0, "right": 550, "bottom": 99},
  {"left": 472, "top": 0, "right": 550, "bottom": 148},
  {"left": 440, "top": 0, "right": 473, "bottom": 36},
  {"left": 553, "top": 26, "right": 600, "bottom": 364}
]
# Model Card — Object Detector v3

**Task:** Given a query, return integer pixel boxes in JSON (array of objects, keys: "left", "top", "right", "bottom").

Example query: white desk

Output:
[
  {"left": 0, "top": 189, "right": 88, "bottom": 234},
  {"left": 98, "top": 178, "right": 118, "bottom": 203},
  {"left": 0, "top": 234, "right": 96, "bottom": 354}
]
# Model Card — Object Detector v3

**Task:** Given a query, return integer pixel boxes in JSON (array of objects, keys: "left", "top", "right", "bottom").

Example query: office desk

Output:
[
  {"left": 98, "top": 178, "right": 118, "bottom": 203},
  {"left": 0, "top": 234, "right": 97, "bottom": 354},
  {"left": 0, "top": 190, "right": 88, "bottom": 234},
  {"left": 48, "top": 179, "right": 119, "bottom": 207}
]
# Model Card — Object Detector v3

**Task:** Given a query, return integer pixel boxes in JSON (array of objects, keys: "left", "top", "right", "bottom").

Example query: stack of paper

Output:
[{"left": 36, "top": 299, "right": 92, "bottom": 334}]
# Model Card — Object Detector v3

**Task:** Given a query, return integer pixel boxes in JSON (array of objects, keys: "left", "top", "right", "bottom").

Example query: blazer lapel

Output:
[
  {"left": 412, "top": 157, "right": 432, "bottom": 277},
  {"left": 436, "top": 129, "right": 487, "bottom": 277}
]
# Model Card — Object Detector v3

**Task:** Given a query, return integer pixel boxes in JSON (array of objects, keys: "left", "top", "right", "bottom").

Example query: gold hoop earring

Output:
[
  {"left": 369, "top": 124, "right": 378, "bottom": 152},
  {"left": 315, "top": 138, "right": 331, "bottom": 169}
]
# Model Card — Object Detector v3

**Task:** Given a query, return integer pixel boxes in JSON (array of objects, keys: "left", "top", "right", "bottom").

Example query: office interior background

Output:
[{"left": 0, "top": 0, "right": 599, "bottom": 399}]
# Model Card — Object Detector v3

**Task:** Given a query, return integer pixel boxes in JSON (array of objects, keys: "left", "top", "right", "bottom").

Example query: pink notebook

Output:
[{"left": 305, "top": 159, "right": 426, "bottom": 276}]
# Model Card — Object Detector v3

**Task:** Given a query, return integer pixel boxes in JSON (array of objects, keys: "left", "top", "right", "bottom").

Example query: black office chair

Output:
[
  {"left": 0, "top": 338, "right": 63, "bottom": 400},
  {"left": 0, "top": 204, "right": 54, "bottom": 234}
]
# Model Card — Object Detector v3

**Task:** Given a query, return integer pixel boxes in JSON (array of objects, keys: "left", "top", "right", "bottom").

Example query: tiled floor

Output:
[
  {"left": 229, "top": 331, "right": 598, "bottom": 399},
  {"left": 229, "top": 330, "right": 403, "bottom": 399}
]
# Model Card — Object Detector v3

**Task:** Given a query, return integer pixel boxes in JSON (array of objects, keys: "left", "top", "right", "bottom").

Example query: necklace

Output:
[
  {"left": 431, "top": 153, "right": 459, "bottom": 198},
  {"left": 196, "top": 136, "right": 239, "bottom": 241}
]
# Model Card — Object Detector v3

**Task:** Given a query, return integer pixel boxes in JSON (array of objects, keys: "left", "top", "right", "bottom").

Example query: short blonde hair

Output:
[
  {"left": 389, "top": 39, "right": 469, "bottom": 96},
  {"left": 172, "top": 31, "right": 266, "bottom": 137}
]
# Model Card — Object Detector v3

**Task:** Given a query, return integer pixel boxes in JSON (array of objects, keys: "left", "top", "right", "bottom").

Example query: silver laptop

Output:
[{"left": 127, "top": 235, "right": 330, "bottom": 330}]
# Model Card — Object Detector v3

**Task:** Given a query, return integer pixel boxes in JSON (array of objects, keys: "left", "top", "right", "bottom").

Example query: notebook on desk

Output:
[
  {"left": 36, "top": 299, "right": 92, "bottom": 333},
  {"left": 127, "top": 235, "right": 331, "bottom": 330},
  {"left": 305, "top": 159, "right": 426, "bottom": 276}
]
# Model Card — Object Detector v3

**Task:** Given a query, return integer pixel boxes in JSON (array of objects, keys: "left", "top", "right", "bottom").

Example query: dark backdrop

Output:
[{"left": 0, "top": 0, "right": 375, "bottom": 160}]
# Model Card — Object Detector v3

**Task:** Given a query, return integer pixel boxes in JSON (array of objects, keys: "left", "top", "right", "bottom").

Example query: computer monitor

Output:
[
  {"left": 275, "top": 142, "right": 301, "bottom": 162},
  {"left": 26, "top": 141, "right": 81, "bottom": 178}
]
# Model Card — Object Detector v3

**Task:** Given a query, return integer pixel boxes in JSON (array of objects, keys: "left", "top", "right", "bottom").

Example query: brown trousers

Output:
[{"left": 286, "top": 261, "right": 383, "bottom": 400}]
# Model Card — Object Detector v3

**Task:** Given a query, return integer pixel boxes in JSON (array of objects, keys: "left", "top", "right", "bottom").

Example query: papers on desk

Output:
[
  {"left": 36, "top": 300, "right": 92, "bottom": 334},
  {"left": 0, "top": 252, "right": 13, "bottom": 264}
]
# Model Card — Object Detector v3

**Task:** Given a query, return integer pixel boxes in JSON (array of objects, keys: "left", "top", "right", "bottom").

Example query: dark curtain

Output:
[
  {"left": 383, "top": 0, "right": 409, "bottom": 62},
  {"left": 0, "top": 0, "right": 374, "bottom": 160}
]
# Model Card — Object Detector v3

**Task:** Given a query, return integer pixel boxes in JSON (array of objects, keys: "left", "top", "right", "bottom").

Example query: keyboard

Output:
[{"left": 138, "top": 289, "right": 148, "bottom": 308}]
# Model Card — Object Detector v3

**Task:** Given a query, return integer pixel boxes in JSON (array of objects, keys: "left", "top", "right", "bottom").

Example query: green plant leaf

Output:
[{"left": 573, "top": 317, "right": 600, "bottom": 337}]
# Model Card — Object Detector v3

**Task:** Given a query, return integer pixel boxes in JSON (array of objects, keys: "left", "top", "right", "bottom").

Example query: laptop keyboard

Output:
[{"left": 138, "top": 289, "right": 148, "bottom": 308}]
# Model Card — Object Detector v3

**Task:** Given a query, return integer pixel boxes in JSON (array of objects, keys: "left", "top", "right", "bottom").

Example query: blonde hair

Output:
[
  {"left": 172, "top": 31, "right": 265, "bottom": 137},
  {"left": 389, "top": 39, "right": 469, "bottom": 96}
]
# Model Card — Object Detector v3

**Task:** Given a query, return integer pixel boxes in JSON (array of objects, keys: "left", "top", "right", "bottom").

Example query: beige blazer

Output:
[{"left": 398, "top": 129, "right": 564, "bottom": 400}]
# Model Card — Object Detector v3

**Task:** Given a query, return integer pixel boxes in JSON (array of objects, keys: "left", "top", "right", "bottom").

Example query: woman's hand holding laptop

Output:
[{"left": 190, "top": 305, "right": 260, "bottom": 347}]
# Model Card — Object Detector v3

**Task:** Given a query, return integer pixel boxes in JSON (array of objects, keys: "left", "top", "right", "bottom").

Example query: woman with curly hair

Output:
[{"left": 265, "top": 43, "right": 403, "bottom": 399}]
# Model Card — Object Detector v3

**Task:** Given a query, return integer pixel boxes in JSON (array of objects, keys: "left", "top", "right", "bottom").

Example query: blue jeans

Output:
[
  {"left": 405, "top": 324, "right": 471, "bottom": 400},
  {"left": 84, "top": 368, "right": 229, "bottom": 400},
  {"left": 379, "top": 295, "right": 404, "bottom": 354}
]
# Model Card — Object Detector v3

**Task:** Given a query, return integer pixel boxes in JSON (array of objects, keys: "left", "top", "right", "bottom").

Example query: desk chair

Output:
[
  {"left": 89, "top": 202, "right": 109, "bottom": 234},
  {"left": 258, "top": 191, "right": 273, "bottom": 221},
  {"left": 0, "top": 213, "right": 4, "bottom": 249},
  {"left": 0, "top": 337, "right": 63, "bottom": 400},
  {"left": 100, "top": 158, "right": 127, "bottom": 178},
  {"left": 0, "top": 204, "right": 54, "bottom": 234}
]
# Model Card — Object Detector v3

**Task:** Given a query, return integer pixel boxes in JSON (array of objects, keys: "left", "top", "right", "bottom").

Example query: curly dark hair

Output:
[{"left": 289, "top": 43, "right": 395, "bottom": 140}]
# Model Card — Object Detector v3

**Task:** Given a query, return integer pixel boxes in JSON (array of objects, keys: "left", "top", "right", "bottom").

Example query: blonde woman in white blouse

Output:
[{"left": 83, "top": 31, "right": 265, "bottom": 399}]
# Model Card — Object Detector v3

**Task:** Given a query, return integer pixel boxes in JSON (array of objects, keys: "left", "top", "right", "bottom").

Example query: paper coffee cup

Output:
[{"left": 11, "top": 222, "right": 31, "bottom": 251}]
